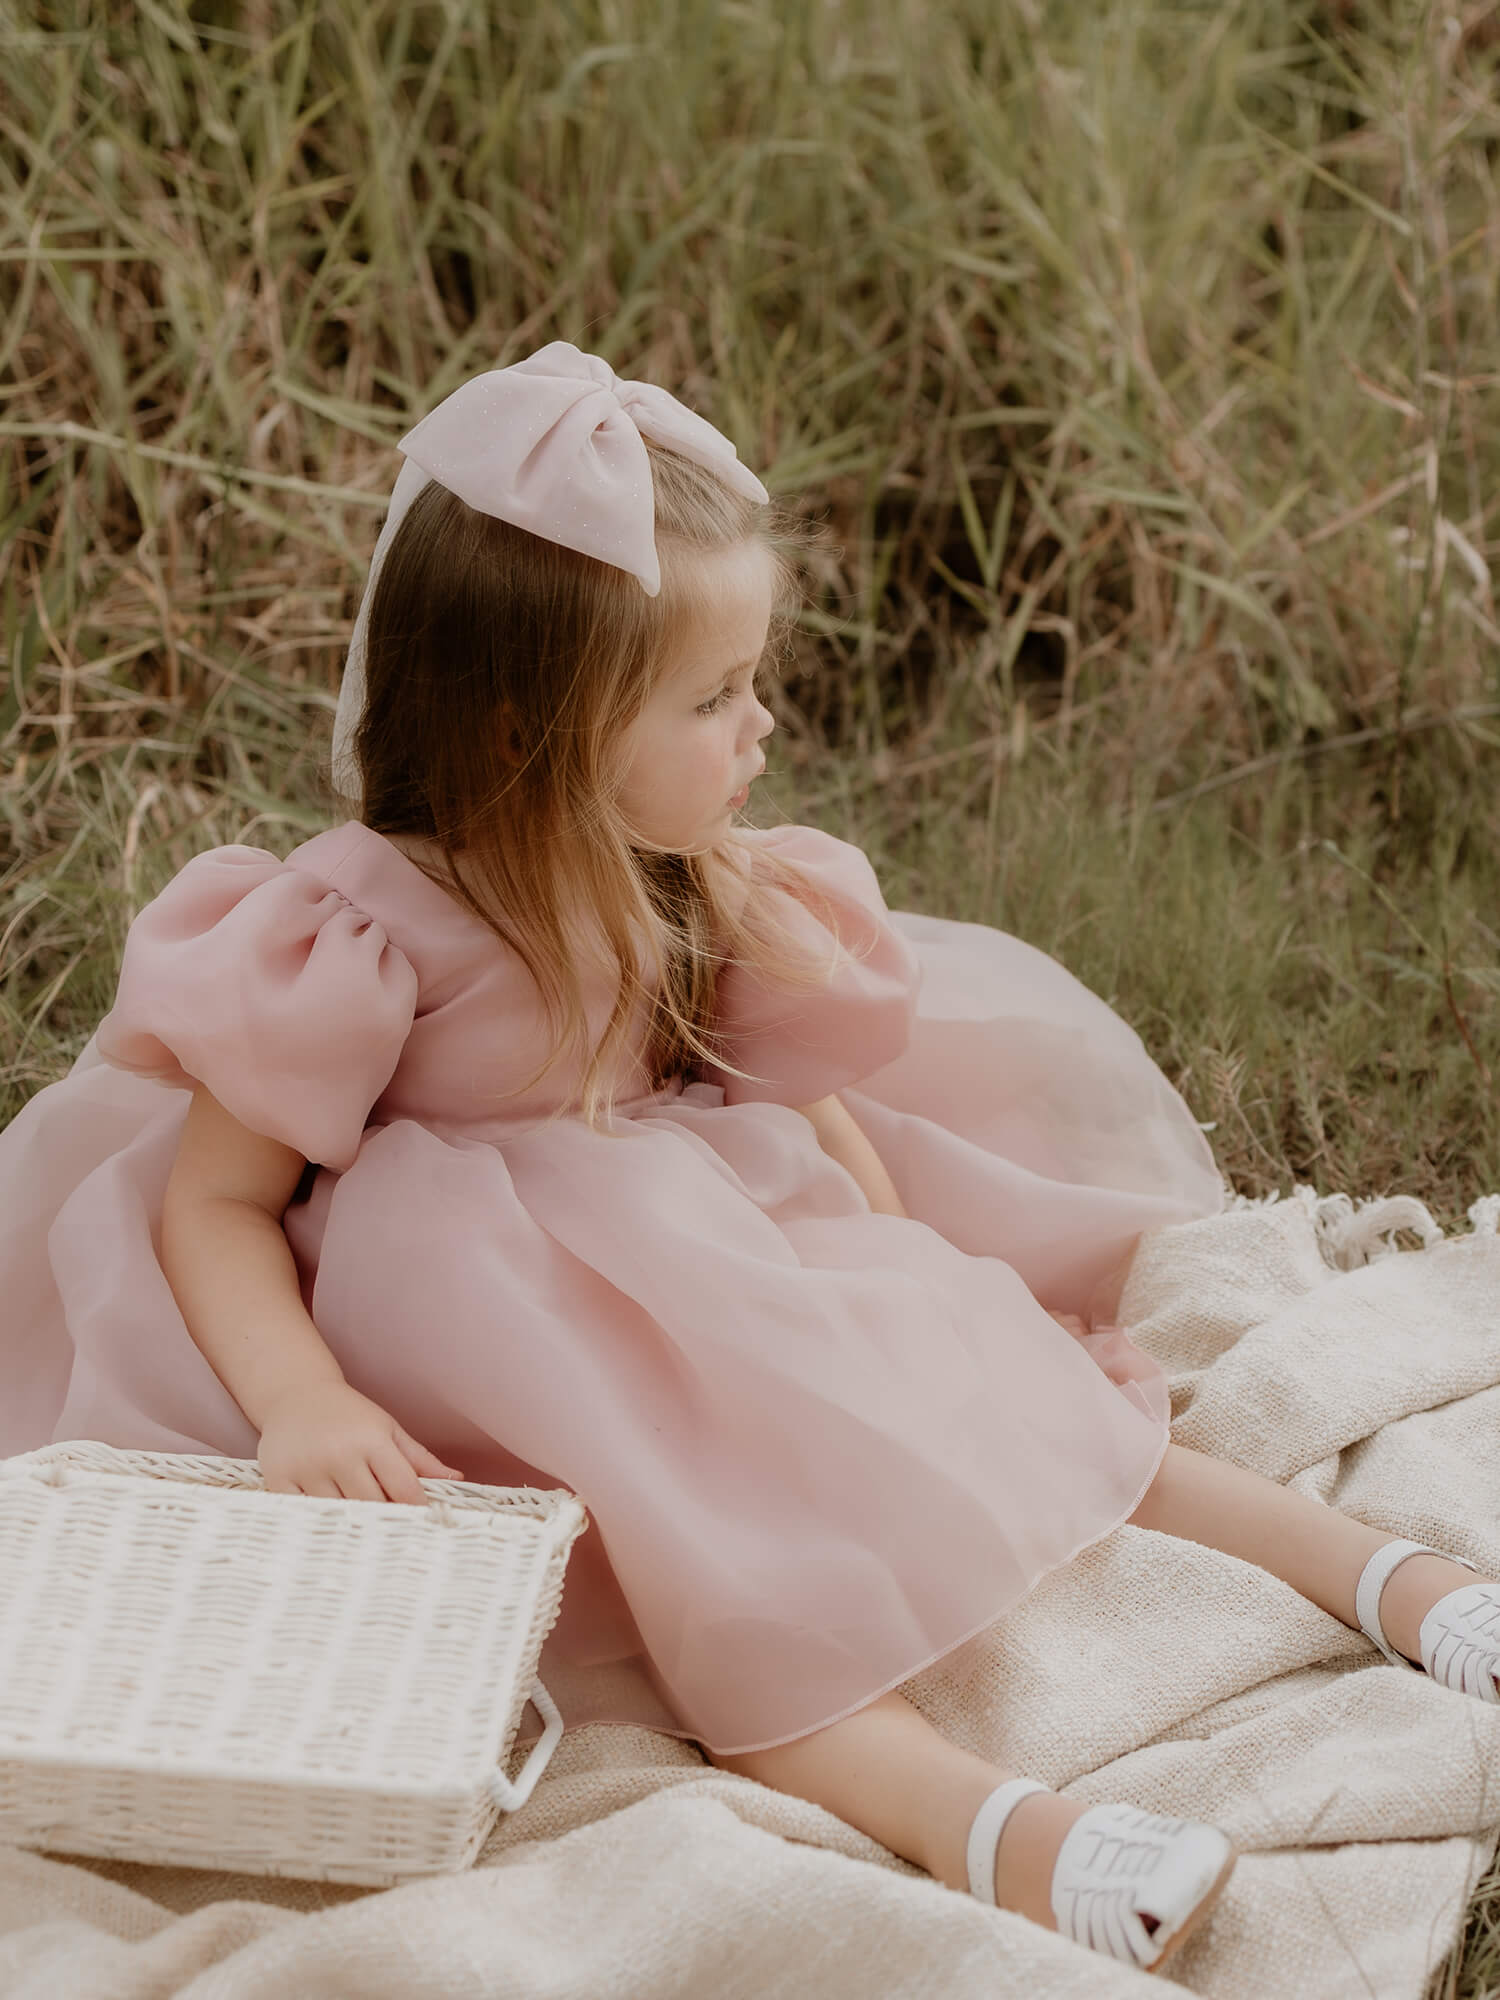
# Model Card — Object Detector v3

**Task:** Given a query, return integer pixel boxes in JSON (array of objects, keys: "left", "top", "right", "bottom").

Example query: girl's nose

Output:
[{"left": 752, "top": 696, "right": 775, "bottom": 742}]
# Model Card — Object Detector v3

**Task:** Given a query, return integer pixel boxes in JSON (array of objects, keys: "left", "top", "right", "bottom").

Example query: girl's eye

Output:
[{"left": 696, "top": 661, "right": 769, "bottom": 718}]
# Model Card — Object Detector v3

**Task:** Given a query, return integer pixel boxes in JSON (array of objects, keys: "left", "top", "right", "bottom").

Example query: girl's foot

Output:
[
  {"left": 1372, "top": 1552, "right": 1496, "bottom": 1668},
  {"left": 1360, "top": 1540, "right": 1500, "bottom": 1700},
  {"left": 973, "top": 1780, "right": 1237, "bottom": 1972}
]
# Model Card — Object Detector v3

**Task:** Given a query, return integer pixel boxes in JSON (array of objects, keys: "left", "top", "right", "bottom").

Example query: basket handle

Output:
[{"left": 486, "top": 1678, "right": 564, "bottom": 1814}]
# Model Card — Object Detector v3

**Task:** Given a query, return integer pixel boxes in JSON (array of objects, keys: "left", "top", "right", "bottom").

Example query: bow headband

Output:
[{"left": 330, "top": 341, "right": 769, "bottom": 800}]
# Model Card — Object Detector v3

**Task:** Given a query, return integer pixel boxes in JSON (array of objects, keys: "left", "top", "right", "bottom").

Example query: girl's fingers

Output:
[
  {"left": 369, "top": 1437, "right": 433, "bottom": 1507},
  {"left": 335, "top": 1460, "right": 392, "bottom": 1505},
  {"left": 266, "top": 1437, "right": 462, "bottom": 1507},
  {"left": 394, "top": 1426, "right": 464, "bottom": 1481}
]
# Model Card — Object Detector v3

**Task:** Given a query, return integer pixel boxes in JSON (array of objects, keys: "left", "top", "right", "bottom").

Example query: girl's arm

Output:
[
  {"left": 160, "top": 1085, "right": 459, "bottom": 1502},
  {"left": 795, "top": 1093, "right": 908, "bottom": 1218},
  {"left": 160, "top": 1085, "right": 347, "bottom": 1428}
]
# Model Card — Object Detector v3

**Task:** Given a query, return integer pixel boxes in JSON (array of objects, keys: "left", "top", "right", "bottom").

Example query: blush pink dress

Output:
[{"left": 0, "top": 820, "right": 1222, "bottom": 1755}]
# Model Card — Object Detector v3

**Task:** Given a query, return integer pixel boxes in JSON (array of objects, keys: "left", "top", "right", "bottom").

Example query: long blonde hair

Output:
[{"left": 349, "top": 439, "right": 851, "bottom": 1126}]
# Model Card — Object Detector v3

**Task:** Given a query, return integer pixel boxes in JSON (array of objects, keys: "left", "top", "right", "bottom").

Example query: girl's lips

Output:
[{"left": 729, "top": 764, "right": 765, "bottom": 809}]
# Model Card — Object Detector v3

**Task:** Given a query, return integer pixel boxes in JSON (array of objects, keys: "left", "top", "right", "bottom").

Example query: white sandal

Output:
[
  {"left": 1355, "top": 1537, "right": 1500, "bottom": 1703},
  {"left": 966, "top": 1777, "right": 1237, "bottom": 1973}
]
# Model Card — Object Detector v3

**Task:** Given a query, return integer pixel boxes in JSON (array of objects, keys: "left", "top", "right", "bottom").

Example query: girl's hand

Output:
[{"left": 257, "top": 1379, "right": 464, "bottom": 1506}]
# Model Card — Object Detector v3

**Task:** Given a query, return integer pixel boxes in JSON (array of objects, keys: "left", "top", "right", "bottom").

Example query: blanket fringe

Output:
[{"left": 1225, "top": 1182, "right": 1500, "bottom": 1268}]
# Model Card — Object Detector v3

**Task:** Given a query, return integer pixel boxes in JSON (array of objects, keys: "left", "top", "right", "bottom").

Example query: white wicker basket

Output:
[{"left": 0, "top": 1441, "right": 588, "bottom": 1886}]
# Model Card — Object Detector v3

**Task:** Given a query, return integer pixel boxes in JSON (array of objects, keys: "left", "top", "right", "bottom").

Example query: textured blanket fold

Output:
[{"left": 2, "top": 1189, "right": 1497, "bottom": 1999}]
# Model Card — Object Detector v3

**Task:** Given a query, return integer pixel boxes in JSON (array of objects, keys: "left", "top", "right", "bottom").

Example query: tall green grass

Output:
[
  {"left": 5, "top": 2, "right": 1496, "bottom": 1218},
  {"left": 1, "top": 9, "right": 1498, "bottom": 1981}
]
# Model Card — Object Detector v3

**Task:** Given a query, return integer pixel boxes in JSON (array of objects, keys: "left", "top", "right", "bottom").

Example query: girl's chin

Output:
[{"left": 629, "top": 802, "right": 745, "bottom": 854}]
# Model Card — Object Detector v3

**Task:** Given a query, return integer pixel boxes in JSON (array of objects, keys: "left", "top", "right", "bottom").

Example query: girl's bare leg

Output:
[
  {"left": 703, "top": 1441, "right": 1493, "bottom": 1930},
  {"left": 701, "top": 1690, "right": 1091, "bottom": 1930},
  {"left": 1126, "top": 1440, "right": 1493, "bottom": 1671}
]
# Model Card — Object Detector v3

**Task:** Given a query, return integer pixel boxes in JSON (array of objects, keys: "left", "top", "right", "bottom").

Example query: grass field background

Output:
[{"left": 2, "top": 4, "right": 1498, "bottom": 1989}]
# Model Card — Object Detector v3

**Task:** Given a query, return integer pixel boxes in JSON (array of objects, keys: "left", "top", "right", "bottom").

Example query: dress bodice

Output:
[{"left": 92, "top": 819, "right": 924, "bottom": 1162}]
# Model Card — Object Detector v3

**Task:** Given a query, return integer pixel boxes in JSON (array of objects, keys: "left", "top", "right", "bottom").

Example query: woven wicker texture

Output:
[{"left": 0, "top": 1442, "right": 587, "bottom": 1885}]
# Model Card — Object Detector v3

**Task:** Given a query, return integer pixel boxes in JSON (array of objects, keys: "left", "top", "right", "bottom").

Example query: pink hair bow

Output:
[
  {"left": 331, "top": 342, "right": 769, "bottom": 798},
  {"left": 398, "top": 343, "right": 768, "bottom": 595}
]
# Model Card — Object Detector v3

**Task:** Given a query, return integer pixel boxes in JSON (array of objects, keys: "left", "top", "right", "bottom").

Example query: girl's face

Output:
[{"left": 614, "top": 541, "right": 777, "bottom": 854}]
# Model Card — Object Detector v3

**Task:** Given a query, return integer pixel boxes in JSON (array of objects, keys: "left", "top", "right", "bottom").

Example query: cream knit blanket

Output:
[{"left": 2, "top": 1190, "right": 1497, "bottom": 1999}]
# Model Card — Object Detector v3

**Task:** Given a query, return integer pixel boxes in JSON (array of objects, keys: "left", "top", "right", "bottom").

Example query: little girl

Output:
[{"left": 4, "top": 342, "right": 1497, "bottom": 1975}]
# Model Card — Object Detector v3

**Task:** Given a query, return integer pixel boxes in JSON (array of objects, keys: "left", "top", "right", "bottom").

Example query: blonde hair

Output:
[{"left": 349, "top": 439, "right": 849, "bottom": 1126}]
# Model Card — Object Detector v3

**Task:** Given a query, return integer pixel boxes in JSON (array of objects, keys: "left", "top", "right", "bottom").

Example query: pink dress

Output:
[{"left": 0, "top": 820, "right": 1222, "bottom": 1755}]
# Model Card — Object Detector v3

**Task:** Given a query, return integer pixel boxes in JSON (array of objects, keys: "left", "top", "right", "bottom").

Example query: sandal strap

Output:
[
  {"left": 1354, "top": 1537, "right": 1471, "bottom": 1670},
  {"left": 965, "top": 1777, "right": 1049, "bottom": 1903}
]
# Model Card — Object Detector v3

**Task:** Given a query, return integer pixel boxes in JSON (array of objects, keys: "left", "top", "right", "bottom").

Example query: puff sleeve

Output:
[
  {"left": 705, "top": 824, "right": 920, "bottom": 1107},
  {"left": 95, "top": 847, "right": 419, "bottom": 1171}
]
